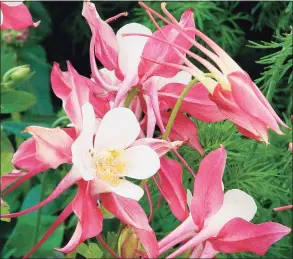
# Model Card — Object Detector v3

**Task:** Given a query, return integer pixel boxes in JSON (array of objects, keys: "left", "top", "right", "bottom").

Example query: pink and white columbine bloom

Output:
[
  {"left": 1, "top": 104, "right": 162, "bottom": 258},
  {"left": 0, "top": 1, "right": 39, "bottom": 30},
  {"left": 72, "top": 103, "right": 160, "bottom": 200},
  {"left": 137, "top": 2, "right": 288, "bottom": 144},
  {"left": 82, "top": 0, "right": 226, "bottom": 155},
  {"left": 159, "top": 146, "right": 291, "bottom": 258}
]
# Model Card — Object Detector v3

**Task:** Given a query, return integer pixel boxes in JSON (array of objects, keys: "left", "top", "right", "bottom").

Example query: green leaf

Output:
[
  {"left": 0, "top": 200, "right": 11, "bottom": 223},
  {"left": 1, "top": 90, "right": 36, "bottom": 114},
  {"left": 29, "top": 2, "right": 52, "bottom": 42},
  {"left": 2, "top": 214, "right": 64, "bottom": 258},
  {"left": 76, "top": 242, "right": 103, "bottom": 259},
  {"left": 18, "top": 45, "right": 53, "bottom": 115},
  {"left": 1, "top": 47, "right": 17, "bottom": 78},
  {"left": 1, "top": 129, "right": 14, "bottom": 176},
  {"left": 0, "top": 152, "right": 13, "bottom": 176}
]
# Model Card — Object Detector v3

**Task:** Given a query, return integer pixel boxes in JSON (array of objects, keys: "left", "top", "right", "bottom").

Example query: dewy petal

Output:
[
  {"left": 94, "top": 107, "right": 140, "bottom": 151},
  {"left": 204, "top": 189, "right": 257, "bottom": 235},
  {"left": 109, "top": 179, "right": 144, "bottom": 201},
  {"left": 71, "top": 103, "right": 96, "bottom": 181},
  {"left": 116, "top": 23, "right": 152, "bottom": 76},
  {"left": 123, "top": 145, "right": 160, "bottom": 180},
  {"left": 210, "top": 218, "right": 291, "bottom": 256}
]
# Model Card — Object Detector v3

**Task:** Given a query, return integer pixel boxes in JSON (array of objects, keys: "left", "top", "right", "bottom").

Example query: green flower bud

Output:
[
  {"left": 100, "top": 205, "right": 115, "bottom": 219},
  {"left": 2, "top": 65, "right": 31, "bottom": 87},
  {"left": 118, "top": 227, "right": 142, "bottom": 258}
]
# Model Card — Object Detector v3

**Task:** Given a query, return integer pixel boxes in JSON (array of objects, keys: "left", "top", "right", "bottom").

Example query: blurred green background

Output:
[{"left": 1, "top": 1, "right": 292, "bottom": 258}]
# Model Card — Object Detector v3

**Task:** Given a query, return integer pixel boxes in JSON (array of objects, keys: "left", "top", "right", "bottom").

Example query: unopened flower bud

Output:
[
  {"left": 3, "top": 65, "right": 31, "bottom": 86},
  {"left": 118, "top": 227, "right": 142, "bottom": 258}
]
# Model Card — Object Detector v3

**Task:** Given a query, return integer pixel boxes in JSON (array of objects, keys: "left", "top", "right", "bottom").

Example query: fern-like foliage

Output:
[
  {"left": 249, "top": 29, "right": 293, "bottom": 114},
  {"left": 140, "top": 119, "right": 292, "bottom": 259},
  {"left": 132, "top": 1, "right": 250, "bottom": 56},
  {"left": 252, "top": 2, "right": 292, "bottom": 32}
]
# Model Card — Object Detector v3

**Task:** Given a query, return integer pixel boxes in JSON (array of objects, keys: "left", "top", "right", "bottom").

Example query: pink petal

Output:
[
  {"left": 57, "top": 181, "right": 103, "bottom": 253},
  {"left": 210, "top": 85, "right": 269, "bottom": 143},
  {"left": 2, "top": 138, "right": 50, "bottom": 196},
  {"left": 23, "top": 202, "right": 74, "bottom": 258},
  {"left": 190, "top": 241, "right": 218, "bottom": 258},
  {"left": 210, "top": 218, "right": 291, "bottom": 255},
  {"left": 82, "top": 1, "right": 120, "bottom": 72},
  {"left": 131, "top": 138, "right": 183, "bottom": 157},
  {"left": 101, "top": 192, "right": 159, "bottom": 258},
  {"left": 159, "top": 216, "right": 197, "bottom": 253},
  {"left": 1, "top": 2, "right": 39, "bottom": 30},
  {"left": 25, "top": 126, "right": 73, "bottom": 169},
  {"left": 249, "top": 75, "right": 288, "bottom": 129},
  {"left": 0, "top": 169, "right": 25, "bottom": 191},
  {"left": 159, "top": 82, "right": 226, "bottom": 122},
  {"left": 191, "top": 146, "right": 226, "bottom": 229},
  {"left": 143, "top": 94, "right": 156, "bottom": 137},
  {"left": 161, "top": 111, "right": 204, "bottom": 155},
  {"left": 158, "top": 157, "right": 189, "bottom": 221},
  {"left": 228, "top": 71, "right": 283, "bottom": 134},
  {"left": 0, "top": 169, "right": 81, "bottom": 219},
  {"left": 144, "top": 79, "right": 165, "bottom": 133},
  {"left": 138, "top": 8, "right": 195, "bottom": 82}
]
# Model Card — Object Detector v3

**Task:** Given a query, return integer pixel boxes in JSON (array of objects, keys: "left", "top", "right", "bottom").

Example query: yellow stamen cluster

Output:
[{"left": 92, "top": 150, "right": 126, "bottom": 186}]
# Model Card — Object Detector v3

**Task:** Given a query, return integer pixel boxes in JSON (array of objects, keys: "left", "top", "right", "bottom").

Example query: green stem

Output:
[
  {"left": 52, "top": 116, "right": 69, "bottom": 128},
  {"left": 34, "top": 172, "right": 46, "bottom": 245},
  {"left": 124, "top": 88, "right": 139, "bottom": 108},
  {"left": 162, "top": 78, "right": 198, "bottom": 140}
]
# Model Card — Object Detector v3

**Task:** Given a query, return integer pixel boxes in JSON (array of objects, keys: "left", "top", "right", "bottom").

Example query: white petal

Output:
[
  {"left": 0, "top": 9, "right": 3, "bottom": 26},
  {"left": 3, "top": 1, "right": 23, "bottom": 6},
  {"left": 94, "top": 107, "right": 140, "bottom": 151},
  {"left": 71, "top": 103, "right": 97, "bottom": 181},
  {"left": 154, "top": 70, "right": 192, "bottom": 91},
  {"left": 116, "top": 23, "right": 152, "bottom": 75},
  {"left": 100, "top": 68, "right": 120, "bottom": 85},
  {"left": 187, "top": 189, "right": 193, "bottom": 209},
  {"left": 109, "top": 179, "right": 144, "bottom": 201},
  {"left": 122, "top": 145, "right": 160, "bottom": 180},
  {"left": 204, "top": 189, "right": 257, "bottom": 235}
]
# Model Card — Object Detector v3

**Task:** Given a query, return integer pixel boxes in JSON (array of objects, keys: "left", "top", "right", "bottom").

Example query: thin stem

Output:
[
  {"left": 162, "top": 78, "right": 199, "bottom": 140},
  {"left": 97, "top": 235, "right": 121, "bottom": 259},
  {"left": 172, "top": 149, "right": 196, "bottom": 178},
  {"left": 273, "top": 205, "right": 293, "bottom": 212},
  {"left": 124, "top": 87, "right": 139, "bottom": 108},
  {"left": 105, "top": 12, "right": 128, "bottom": 23},
  {"left": 51, "top": 116, "right": 69, "bottom": 128},
  {"left": 144, "top": 184, "right": 153, "bottom": 222},
  {"left": 34, "top": 172, "right": 46, "bottom": 246}
]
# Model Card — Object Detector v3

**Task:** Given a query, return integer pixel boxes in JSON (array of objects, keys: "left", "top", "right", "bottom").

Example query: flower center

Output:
[{"left": 91, "top": 149, "right": 126, "bottom": 186}]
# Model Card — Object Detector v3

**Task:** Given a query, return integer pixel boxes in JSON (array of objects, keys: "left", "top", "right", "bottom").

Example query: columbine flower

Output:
[
  {"left": 136, "top": 2, "right": 288, "bottom": 144},
  {"left": 82, "top": 0, "right": 224, "bottom": 155},
  {"left": 0, "top": 1, "right": 39, "bottom": 30},
  {"left": 158, "top": 146, "right": 291, "bottom": 258},
  {"left": 1, "top": 103, "right": 162, "bottom": 258},
  {"left": 72, "top": 103, "right": 160, "bottom": 200}
]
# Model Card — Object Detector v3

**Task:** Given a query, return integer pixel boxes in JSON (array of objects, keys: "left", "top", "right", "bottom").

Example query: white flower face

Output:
[{"left": 71, "top": 104, "right": 160, "bottom": 201}]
